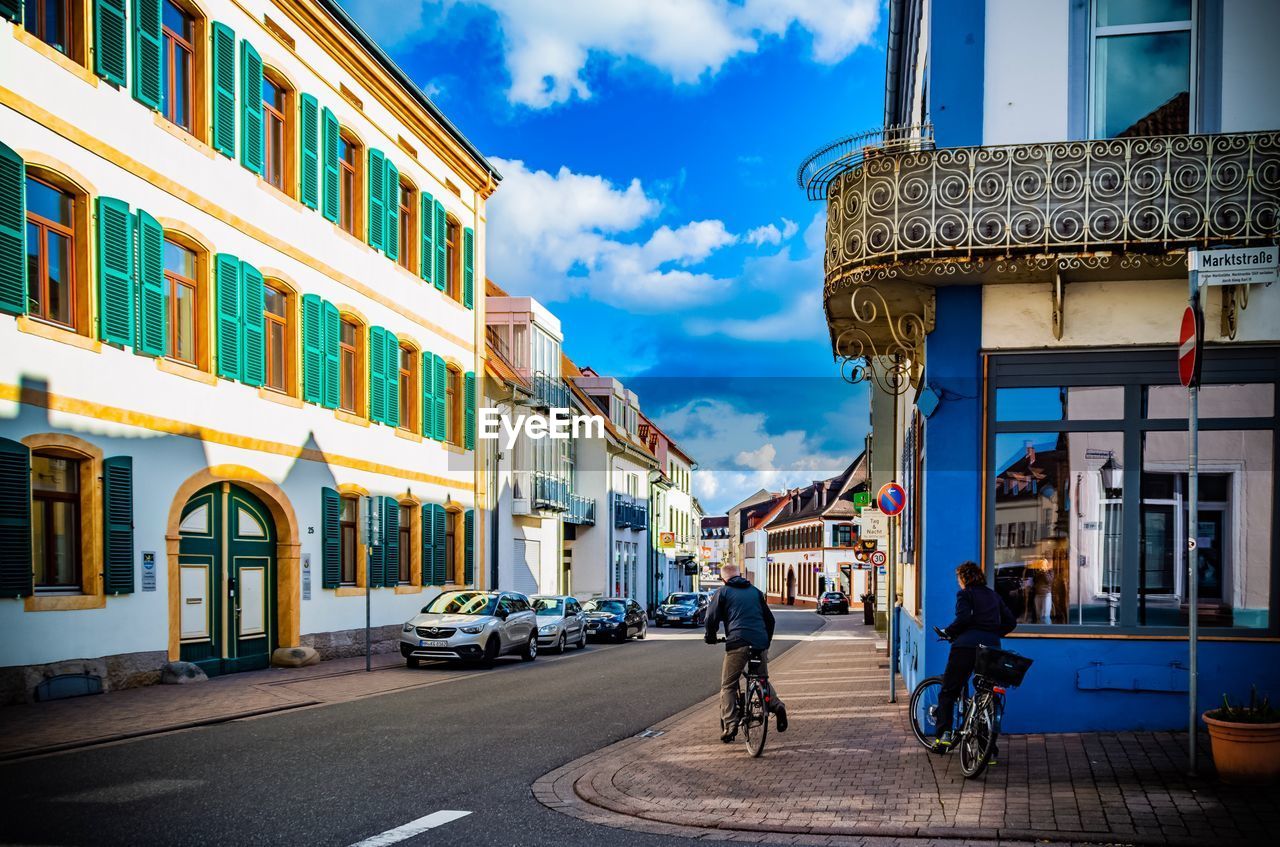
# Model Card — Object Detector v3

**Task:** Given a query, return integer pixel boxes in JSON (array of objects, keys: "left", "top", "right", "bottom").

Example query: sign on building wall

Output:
[
  {"left": 141, "top": 552, "right": 156, "bottom": 592},
  {"left": 302, "top": 553, "right": 312, "bottom": 601},
  {"left": 659, "top": 532, "right": 675, "bottom": 549},
  {"left": 1189, "top": 246, "right": 1278, "bottom": 286},
  {"left": 861, "top": 510, "right": 889, "bottom": 546}
]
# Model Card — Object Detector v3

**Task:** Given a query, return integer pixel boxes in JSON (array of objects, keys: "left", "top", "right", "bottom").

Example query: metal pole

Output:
[
  {"left": 888, "top": 372, "right": 899, "bottom": 704},
  {"left": 1187, "top": 270, "right": 1200, "bottom": 775},
  {"left": 365, "top": 542, "right": 372, "bottom": 673}
]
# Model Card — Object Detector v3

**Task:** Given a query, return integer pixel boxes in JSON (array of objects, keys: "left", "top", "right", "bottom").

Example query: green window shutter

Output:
[
  {"left": 368, "top": 325, "right": 386, "bottom": 423},
  {"left": 367, "top": 148, "right": 385, "bottom": 250},
  {"left": 321, "top": 107, "right": 340, "bottom": 223},
  {"left": 240, "top": 40, "right": 264, "bottom": 176},
  {"left": 299, "top": 94, "right": 320, "bottom": 210},
  {"left": 321, "top": 487, "right": 341, "bottom": 588},
  {"left": 214, "top": 253, "right": 241, "bottom": 380},
  {"left": 103, "top": 455, "right": 135, "bottom": 594},
  {"left": 420, "top": 502, "right": 433, "bottom": 585},
  {"left": 0, "top": 142, "right": 27, "bottom": 316},
  {"left": 462, "top": 227, "right": 475, "bottom": 309},
  {"left": 0, "top": 438, "right": 32, "bottom": 598},
  {"left": 94, "top": 0, "right": 128, "bottom": 87},
  {"left": 382, "top": 497, "right": 400, "bottom": 587},
  {"left": 134, "top": 209, "right": 166, "bottom": 356},
  {"left": 131, "top": 0, "right": 162, "bottom": 110},
  {"left": 0, "top": 1, "right": 20, "bottom": 23},
  {"left": 421, "top": 350, "right": 434, "bottom": 439},
  {"left": 431, "top": 504, "right": 447, "bottom": 585},
  {"left": 385, "top": 161, "right": 400, "bottom": 263},
  {"left": 210, "top": 22, "right": 237, "bottom": 158},
  {"left": 463, "top": 509, "right": 474, "bottom": 585},
  {"left": 96, "top": 197, "right": 134, "bottom": 346},
  {"left": 240, "top": 262, "right": 265, "bottom": 386},
  {"left": 322, "top": 299, "right": 340, "bottom": 408},
  {"left": 419, "top": 191, "right": 434, "bottom": 285},
  {"left": 433, "top": 200, "right": 446, "bottom": 291},
  {"left": 386, "top": 332, "right": 401, "bottom": 429},
  {"left": 433, "top": 354, "right": 446, "bottom": 441},
  {"left": 464, "top": 371, "right": 475, "bottom": 450},
  {"left": 301, "top": 293, "right": 323, "bottom": 403}
]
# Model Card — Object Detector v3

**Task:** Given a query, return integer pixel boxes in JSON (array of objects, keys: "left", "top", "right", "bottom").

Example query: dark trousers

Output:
[{"left": 935, "top": 645, "right": 978, "bottom": 735}]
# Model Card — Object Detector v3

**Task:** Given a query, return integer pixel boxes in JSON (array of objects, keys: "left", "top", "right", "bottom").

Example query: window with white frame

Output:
[{"left": 1090, "top": 0, "right": 1195, "bottom": 138}]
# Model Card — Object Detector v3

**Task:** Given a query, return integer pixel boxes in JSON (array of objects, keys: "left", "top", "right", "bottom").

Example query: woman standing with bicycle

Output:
[{"left": 932, "top": 561, "right": 1017, "bottom": 753}]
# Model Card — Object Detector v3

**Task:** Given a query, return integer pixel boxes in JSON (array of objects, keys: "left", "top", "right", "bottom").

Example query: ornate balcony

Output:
[{"left": 802, "top": 129, "right": 1280, "bottom": 390}]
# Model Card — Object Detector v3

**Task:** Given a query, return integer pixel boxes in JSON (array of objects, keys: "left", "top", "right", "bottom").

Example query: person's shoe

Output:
[
  {"left": 774, "top": 705, "right": 789, "bottom": 733},
  {"left": 986, "top": 744, "right": 998, "bottom": 766},
  {"left": 720, "top": 726, "right": 738, "bottom": 743},
  {"left": 932, "top": 731, "right": 954, "bottom": 754}
]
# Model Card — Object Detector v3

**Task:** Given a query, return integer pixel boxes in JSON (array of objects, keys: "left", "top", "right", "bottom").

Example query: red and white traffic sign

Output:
[
  {"left": 876, "top": 482, "right": 907, "bottom": 517},
  {"left": 1178, "top": 305, "right": 1203, "bottom": 388},
  {"left": 870, "top": 550, "right": 887, "bottom": 567}
]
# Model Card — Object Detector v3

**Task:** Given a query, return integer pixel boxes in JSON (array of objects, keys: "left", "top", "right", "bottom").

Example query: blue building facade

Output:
[{"left": 814, "top": 0, "right": 1280, "bottom": 732}]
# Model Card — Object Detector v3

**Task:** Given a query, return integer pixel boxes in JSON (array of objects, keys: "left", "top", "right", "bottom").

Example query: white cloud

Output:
[
  {"left": 655, "top": 398, "right": 851, "bottom": 513},
  {"left": 687, "top": 290, "right": 824, "bottom": 342},
  {"left": 343, "top": 1, "right": 880, "bottom": 109},
  {"left": 744, "top": 218, "right": 800, "bottom": 247},
  {"left": 486, "top": 158, "right": 737, "bottom": 311}
]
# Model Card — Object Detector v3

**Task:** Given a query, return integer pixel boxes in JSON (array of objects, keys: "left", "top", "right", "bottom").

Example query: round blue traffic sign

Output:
[{"left": 877, "top": 482, "right": 907, "bottom": 517}]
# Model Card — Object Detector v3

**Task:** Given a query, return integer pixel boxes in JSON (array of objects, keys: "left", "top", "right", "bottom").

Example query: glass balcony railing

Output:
[
  {"left": 565, "top": 494, "right": 595, "bottom": 526},
  {"left": 531, "top": 373, "right": 570, "bottom": 410},
  {"left": 612, "top": 493, "right": 649, "bottom": 530},
  {"left": 532, "top": 471, "right": 569, "bottom": 512}
]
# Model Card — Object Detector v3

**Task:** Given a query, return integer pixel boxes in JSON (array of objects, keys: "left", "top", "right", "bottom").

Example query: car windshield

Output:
[
  {"left": 584, "top": 599, "right": 626, "bottom": 614},
  {"left": 533, "top": 598, "right": 564, "bottom": 615},
  {"left": 823, "top": 593, "right": 844, "bottom": 600},
  {"left": 665, "top": 593, "right": 698, "bottom": 605},
  {"left": 422, "top": 592, "right": 496, "bottom": 616}
]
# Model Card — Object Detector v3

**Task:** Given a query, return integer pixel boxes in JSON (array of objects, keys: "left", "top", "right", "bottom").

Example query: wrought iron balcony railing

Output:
[
  {"left": 612, "top": 493, "right": 648, "bottom": 530},
  {"left": 822, "top": 131, "right": 1280, "bottom": 293},
  {"left": 565, "top": 494, "right": 596, "bottom": 526},
  {"left": 531, "top": 373, "right": 569, "bottom": 410}
]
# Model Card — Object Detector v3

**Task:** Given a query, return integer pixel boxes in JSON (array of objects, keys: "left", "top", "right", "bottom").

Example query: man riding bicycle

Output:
[
  {"left": 704, "top": 564, "right": 788, "bottom": 742},
  {"left": 933, "top": 561, "right": 1017, "bottom": 752}
]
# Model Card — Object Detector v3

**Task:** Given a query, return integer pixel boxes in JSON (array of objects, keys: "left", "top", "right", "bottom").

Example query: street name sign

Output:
[
  {"left": 1189, "top": 246, "right": 1278, "bottom": 286},
  {"left": 1179, "top": 305, "right": 1203, "bottom": 388}
]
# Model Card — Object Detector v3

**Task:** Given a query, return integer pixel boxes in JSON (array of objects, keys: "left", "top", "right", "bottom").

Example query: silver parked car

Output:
[
  {"left": 400, "top": 590, "right": 539, "bottom": 668},
  {"left": 531, "top": 595, "right": 588, "bottom": 653}
]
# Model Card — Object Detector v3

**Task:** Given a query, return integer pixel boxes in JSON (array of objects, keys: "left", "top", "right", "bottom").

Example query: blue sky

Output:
[{"left": 341, "top": 0, "right": 886, "bottom": 512}]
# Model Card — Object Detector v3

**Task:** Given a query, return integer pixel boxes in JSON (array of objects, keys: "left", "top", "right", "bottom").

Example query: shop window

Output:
[
  {"left": 25, "top": 175, "right": 80, "bottom": 330},
  {"left": 162, "top": 0, "right": 198, "bottom": 134},
  {"left": 262, "top": 70, "right": 292, "bottom": 193},
  {"left": 31, "top": 450, "right": 80, "bottom": 592},
  {"left": 1090, "top": 0, "right": 1194, "bottom": 138},
  {"left": 340, "top": 495, "right": 358, "bottom": 585}
]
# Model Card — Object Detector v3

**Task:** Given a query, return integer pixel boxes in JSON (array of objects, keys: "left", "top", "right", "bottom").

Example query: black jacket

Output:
[
  {"left": 705, "top": 576, "right": 774, "bottom": 650},
  {"left": 943, "top": 584, "right": 1017, "bottom": 647}
]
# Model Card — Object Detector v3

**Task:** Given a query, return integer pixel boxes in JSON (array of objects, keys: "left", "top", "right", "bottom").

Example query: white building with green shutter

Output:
[{"left": 0, "top": 0, "right": 499, "bottom": 701}]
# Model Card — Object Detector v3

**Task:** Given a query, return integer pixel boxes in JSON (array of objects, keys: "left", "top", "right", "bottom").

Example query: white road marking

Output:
[{"left": 348, "top": 810, "right": 471, "bottom": 847}]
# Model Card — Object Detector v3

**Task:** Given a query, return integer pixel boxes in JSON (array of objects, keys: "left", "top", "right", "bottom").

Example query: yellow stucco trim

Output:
[
  {"left": 13, "top": 27, "right": 98, "bottom": 88},
  {"left": 0, "top": 383, "right": 475, "bottom": 493},
  {"left": 164, "top": 465, "right": 302, "bottom": 660},
  {"left": 335, "top": 409, "right": 371, "bottom": 428},
  {"left": 258, "top": 387, "right": 304, "bottom": 408},
  {"left": 0, "top": 87, "right": 476, "bottom": 353},
  {"left": 156, "top": 357, "right": 218, "bottom": 384},
  {"left": 395, "top": 585, "right": 423, "bottom": 595},
  {"left": 152, "top": 112, "right": 217, "bottom": 158},
  {"left": 25, "top": 593, "right": 107, "bottom": 611},
  {"left": 16, "top": 316, "right": 101, "bottom": 352},
  {"left": 335, "top": 586, "right": 366, "bottom": 597}
]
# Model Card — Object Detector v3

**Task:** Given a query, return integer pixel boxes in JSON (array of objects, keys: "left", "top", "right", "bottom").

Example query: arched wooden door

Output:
[
  {"left": 178, "top": 483, "right": 278, "bottom": 675},
  {"left": 786, "top": 568, "right": 796, "bottom": 605}
]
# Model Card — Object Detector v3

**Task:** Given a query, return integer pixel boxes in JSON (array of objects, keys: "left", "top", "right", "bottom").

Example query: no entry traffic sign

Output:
[
  {"left": 1179, "top": 305, "right": 1203, "bottom": 388},
  {"left": 877, "top": 482, "right": 907, "bottom": 517}
]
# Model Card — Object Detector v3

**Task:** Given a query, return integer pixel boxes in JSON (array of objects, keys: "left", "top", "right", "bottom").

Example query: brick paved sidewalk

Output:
[
  {"left": 534, "top": 614, "right": 1280, "bottom": 847},
  {"left": 0, "top": 652, "right": 483, "bottom": 761}
]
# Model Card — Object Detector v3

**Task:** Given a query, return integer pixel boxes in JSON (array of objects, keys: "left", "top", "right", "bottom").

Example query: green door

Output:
[{"left": 178, "top": 483, "right": 278, "bottom": 676}]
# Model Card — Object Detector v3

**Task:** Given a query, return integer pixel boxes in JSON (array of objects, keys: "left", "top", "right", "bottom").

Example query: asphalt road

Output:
[{"left": 0, "top": 607, "right": 823, "bottom": 847}]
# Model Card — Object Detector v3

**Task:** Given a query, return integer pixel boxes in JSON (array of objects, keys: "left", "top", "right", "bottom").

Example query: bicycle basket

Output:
[{"left": 974, "top": 646, "right": 1033, "bottom": 687}]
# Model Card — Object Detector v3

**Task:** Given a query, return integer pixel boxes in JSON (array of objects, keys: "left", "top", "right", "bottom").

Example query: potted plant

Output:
[
  {"left": 859, "top": 591, "right": 875, "bottom": 626},
  {"left": 1202, "top": 687, "right": 1280, "bottom": 785}
]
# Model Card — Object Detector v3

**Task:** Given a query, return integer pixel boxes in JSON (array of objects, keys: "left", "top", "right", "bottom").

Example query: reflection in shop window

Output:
[
  {"left": 995, "top": 386, "right": 1124, "bottom": 422},
  {"left": 992, "top": 431, "right": 1125, "bottom": 627},
  {"left": 1140, "top": 430, "right": 1272, "bottom": 629},
  {"left": 1145, "top": 383, "right": 1275, "bottom": 419}
]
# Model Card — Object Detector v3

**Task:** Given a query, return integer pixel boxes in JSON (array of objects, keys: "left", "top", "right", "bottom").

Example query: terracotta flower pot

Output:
[{"left": 1202, "top": 713, "right": 1280, "bottom": 785}]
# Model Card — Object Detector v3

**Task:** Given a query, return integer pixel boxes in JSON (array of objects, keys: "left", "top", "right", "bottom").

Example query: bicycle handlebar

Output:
[{"left": 933, "top": 625, "right": 952, "bottom": 642}]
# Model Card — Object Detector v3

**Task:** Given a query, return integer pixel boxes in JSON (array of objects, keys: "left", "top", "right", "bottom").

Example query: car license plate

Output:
[{"left": 419, "top": 639, "right": 449, "bottom": 648}]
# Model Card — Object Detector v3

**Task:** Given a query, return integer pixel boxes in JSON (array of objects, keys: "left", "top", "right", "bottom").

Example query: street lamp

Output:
[{"left": 1100, "top": 454, "right": 1123, "bottom": 497}]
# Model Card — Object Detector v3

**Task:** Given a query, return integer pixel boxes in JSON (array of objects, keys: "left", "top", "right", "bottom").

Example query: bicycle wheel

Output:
[
  {"left": 909, "top": 676, "right": 951, "bottom": 749},
  {"left": 959, "top": 696, "right": 997, "bottom": 778},
  {"left": 741, "top": 681, "right": 768, "bottom": 758}
]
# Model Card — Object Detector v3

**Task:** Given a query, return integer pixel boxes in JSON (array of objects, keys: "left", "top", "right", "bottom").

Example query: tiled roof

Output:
[
  {"left": 764, "top": 451, "right": 869, "bottom": 530},
  {"left": 485, "top": 342, "right": 530, "bottom": 390}
]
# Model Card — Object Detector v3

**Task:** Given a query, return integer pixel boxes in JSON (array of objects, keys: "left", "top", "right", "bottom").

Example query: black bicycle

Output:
[
  {"left": 909, "top": 627, "right": 1032, "bottom": 778},
  {"left": 718, "top": 638, "right": 771, "bottom": 757}
]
